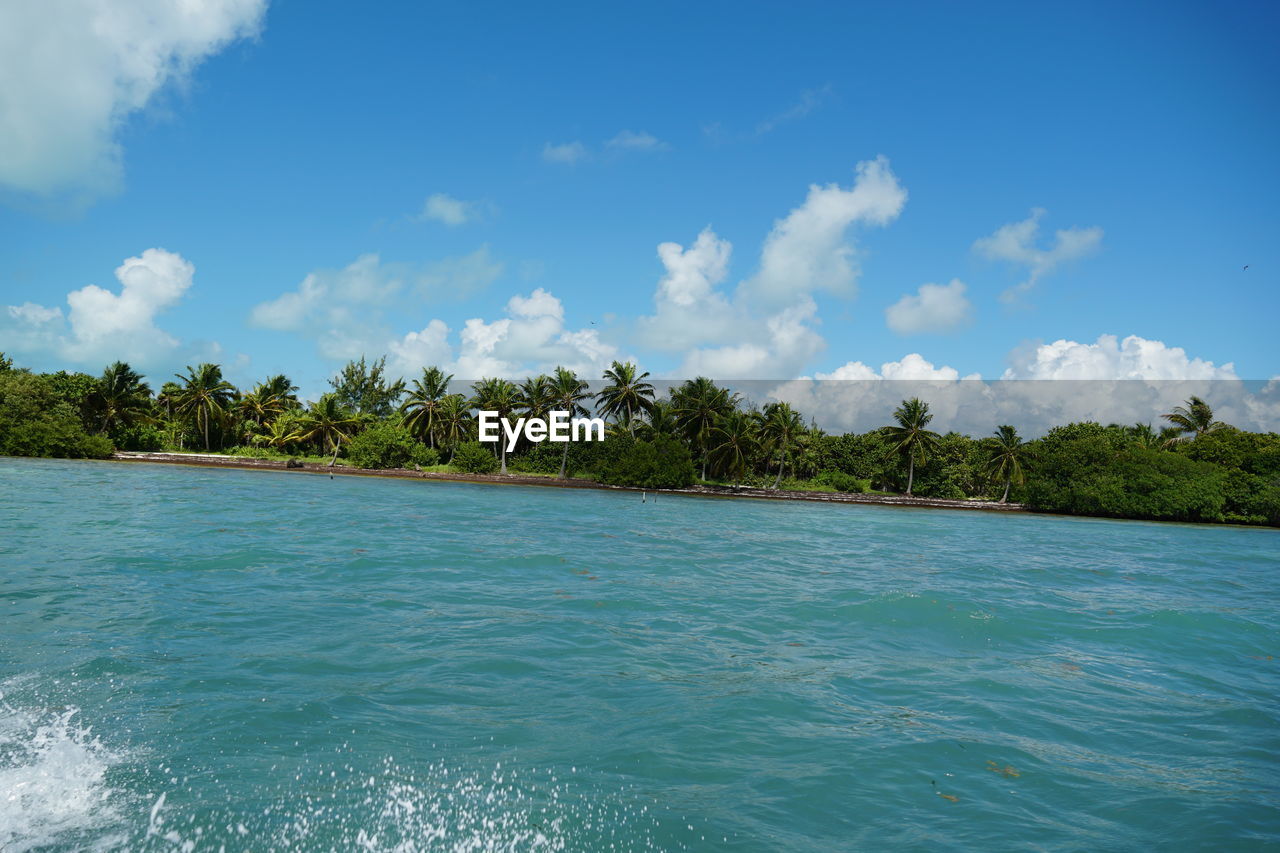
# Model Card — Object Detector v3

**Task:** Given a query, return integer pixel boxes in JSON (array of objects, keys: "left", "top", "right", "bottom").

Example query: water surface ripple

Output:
[{"left": 1, "top": 457, "right": 1277, "bottom": 850}]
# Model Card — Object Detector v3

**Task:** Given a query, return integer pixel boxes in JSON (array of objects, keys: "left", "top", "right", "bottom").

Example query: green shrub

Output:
[
  {"left": 0, "top": 371, "right": 114, "bottom": 459},
  {"left": 451, "top": 440, "right": 499, "bottom": 474},
  {"left": 815, "top": 469, "right": 868, "bottom": 493},
  {"left": 1027, "top": 442, "right": 1226, "bottom": 523},
  {"left": 345, "top": 422, "right": 435, "bottom": 469},
  {"left": 598, "top": 436, "right": 696, "bottom": 489}
]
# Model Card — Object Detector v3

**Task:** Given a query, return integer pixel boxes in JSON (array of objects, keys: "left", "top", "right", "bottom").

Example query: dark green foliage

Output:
[
  {"left": 345, "top": 421, "right": 437, "bottom": 469},
  {"left": 598, "top": 436, "right": 696, "bottom": 489},
  {"left": 1028, "top": 440, "right": 1226, "bottom": 523},
  {"left": 0, "top": 371, "right": 113, "bottom": 458},
  {"left": 451, "top": 440, "right": 499, "bottom": 474}
]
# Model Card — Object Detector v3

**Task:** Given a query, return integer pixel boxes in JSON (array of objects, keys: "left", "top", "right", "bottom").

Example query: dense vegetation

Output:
[{"left": 0, "top": 352, "right": 1275, "bottom": 526}]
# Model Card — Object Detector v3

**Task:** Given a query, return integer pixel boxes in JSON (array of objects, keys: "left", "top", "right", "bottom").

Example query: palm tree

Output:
[
  {"left": 759, "top": 402, "right": 805, "bottom": 488},
  {"left": 519, "top": 374, "right": 554, "bottom": 424},
  {"left": 596, "top": 361, "right": 655, "bottom": 434},
  {"left": 672, "top": 377, "right": 738, "bottom": 479},
  {"left": 1126, "top": 420, "right": 1167, "bottom": 448},
  {"left": 252, "top": 414, "right": 303, "bottom": 452},
  {"left": 885, "top": 397, "right": 940, "bottom": 496},
  {"left": 92, "top": 361, "right": 152, "bottom": 435},
  {"left": 471, "top": 377, "right": 521, "bottom": 474},
  {"left": 708, "top": 410, "right": 759, "bottom": 486},
  {"left": 434, "top": 393, "right": 473, "bottom": 461},
  {"left": 636, "top": 399, "right": 679, "bottom": 441},
  {"left": 238, "top": 374, "right": 296, "bottom": 432},
  {"left": 294, "top": 394, "right": 361, "bottom": 456},
  {"left": 1162, "top": 396, "right": 1226, "bottom": 444},
  {"left": 985, "top": 424, "right": 1027, "bottom": 503},
  {"left": 173, "top": 363, "right": 238, "bottom": 450},
  {"left": 548, "top": 367, "right": 591, "bottom": 478},
  {"left": 400, "top": 366, "right": 453, "bottom": 448}
]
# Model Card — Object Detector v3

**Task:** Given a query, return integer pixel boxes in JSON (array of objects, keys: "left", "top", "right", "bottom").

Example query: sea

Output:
[{"left": 1, "top": 456, "right": 1277, "bottom": 850}]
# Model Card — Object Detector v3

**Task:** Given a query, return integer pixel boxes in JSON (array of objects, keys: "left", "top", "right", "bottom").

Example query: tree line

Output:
[{"left": 0, "top": 352, "right": 1275, "bottom": 526}]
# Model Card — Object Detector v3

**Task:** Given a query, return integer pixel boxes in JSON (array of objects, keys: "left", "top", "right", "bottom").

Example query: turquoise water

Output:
[{"left": 1, "top": 457, "right": 1277, "bottom": 851}]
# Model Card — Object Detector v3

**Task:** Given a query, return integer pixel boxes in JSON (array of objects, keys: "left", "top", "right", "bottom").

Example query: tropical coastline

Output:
[
  {"left": 109, "top": 449, "right": 1030, "bottom": 512},
  {"left": 2, "top": 352, "right": 1276, "bottom": 527}
]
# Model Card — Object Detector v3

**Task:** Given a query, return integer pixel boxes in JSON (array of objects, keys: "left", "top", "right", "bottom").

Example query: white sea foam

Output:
[{"left": 0, "top": 690, "right": 123, "bottom": 852}]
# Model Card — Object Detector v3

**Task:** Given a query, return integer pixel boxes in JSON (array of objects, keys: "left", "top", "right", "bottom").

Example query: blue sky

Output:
[{"left": 1, "top": 0, "right": 1277, "bottom": 397}]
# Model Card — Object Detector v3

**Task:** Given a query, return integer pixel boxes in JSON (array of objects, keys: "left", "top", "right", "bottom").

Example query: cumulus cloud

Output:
[
  {"left": 418, "top": 193, "right": 485, "bottom": 226},
  {"left": 3, "top": 248, "right": 196, "bottom": 365},
  {"left": 973, "top": 208, "right": 1103, "bottom": 303},
  {"left": 387, "top": 288, "right": 618, "bottom": 380},
  {"left": 741, "top": 155, "right": 907, "bottom": 307},
  {"left": 632, "top": 157, "right": 905, "bottom": 377},
  {"left": 757, "top": 335, "right": 1273, "bottom": 438},
  {"left": 0, "top": 0, "right": 266, "bottom": 202},
  {"left": 542, "top": 141, "right": 587, "bottom": 164},
  {"left": 885, "top": 279, "right": 973, "bottom": 334},
  {"left": 605, "top": 130, "right": 669, "bottom": 152},
  {"left": 1002, "top": 334, "right": 1237, "bottom": 380}
]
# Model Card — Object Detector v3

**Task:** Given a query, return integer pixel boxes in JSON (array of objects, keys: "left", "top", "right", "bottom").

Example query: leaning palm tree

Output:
[
  {"left": 92, "top": 361, "right": 152, "bottom": 435},
  {"left": 173, "top": 363, "right": 238, "bottom": 450},
  {"left": 885, "top": 397, "right": 940, "bottom": 496},
  {"left": 548, "top": 367, "right": 592, "bottom": 478},
  {"left": 596, "top": 361, "right": 655, "bottom": 434},
  {"left": 985, "top": 424, "right": 1028, "bottom": 503},
  {"left": 708, "top": 410, "right": 759, "bottom": 486},
  {"left": 434, "top": 393, "right": 473, "bottom": 461},
  {"left": 1162, "top": 396, "right": 1226, "bottom": 444},
  {"left": 400, "top": 366, "right": 453, "bottom": 448},
  {"left": 759, "top": 402, "right": 805, "bottom": 488},
  {"left": 294, "top": 394, "right": 361, "bottom": 457},
  {"left": 672, "top": 377, "right": 738, "bottom": 479},
  {"left": 471, "top": 377, "right": 521, "bottom": 474}
]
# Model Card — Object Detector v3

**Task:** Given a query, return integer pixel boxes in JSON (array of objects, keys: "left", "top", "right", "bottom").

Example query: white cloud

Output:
[
  {"left": 885, "top": 279, "right": 973, "bottom": 334},
  {"left": 387, "top": 288, "right": 619, "bottom": 380},
  {"left": 2, "top": 248, "right": 196, "bottom": 365},
  {"left": 249, "top": 249, "right": 503, "bottom": 352},
  {"left": 605, "top": 130, "right": 669, "bottom": 152},
  {"left": 635, "top": 228, "right": 742, "bottom": 352},
  {"left": 542, "top": 141, "right": 587, "bottom": 164},
  {"left": 0, "top": 0, "right": 266, "bottom": 202},
  {"left": 677, "top": 298, "right": 825, "bottom": 379},
  {"left": 633, "top": 157, "right": 907, "bottom": 377},
  {"left": 816, "top": 353, "right": 978, "bottom": 382},
  {"left": 973, "top": 208, "right": 1103, "bottom": 303},
  {"left": 418, "top": 193, "right": 483, "bottom": 226},
  {"left": 1002, "top": 334, "right": 1237, "bottom": 380},
  {"left": 741, "top": 155, "right": 907, "bottom": 307}
]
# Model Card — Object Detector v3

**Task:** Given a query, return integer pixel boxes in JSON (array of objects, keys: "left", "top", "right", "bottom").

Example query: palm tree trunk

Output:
[
  {"left": 501, "top": 444, "right": 508, "bottom": 475},
  {"left": 558, "top": 441, "right": 568, "bottom": 479},
  {"left": 1001, "top": 478, "right": 1010, "bottom": 503},
  {"left": 773, "top": 455, "right": 783, "bottom": 489},
  {"left": 906, "top": 455, "right": 915, "bottom": 496}
]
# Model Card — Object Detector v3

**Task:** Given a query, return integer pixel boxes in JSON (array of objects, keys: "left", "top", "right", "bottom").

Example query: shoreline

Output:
[{"left": 108, "top": 450, "right": 1029, "bottom": 513}]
